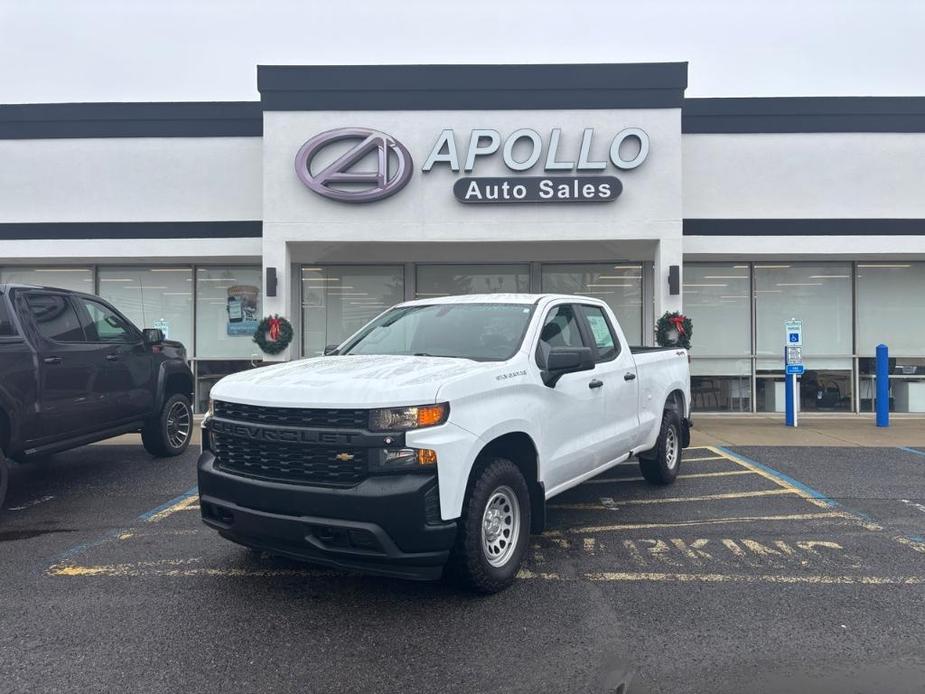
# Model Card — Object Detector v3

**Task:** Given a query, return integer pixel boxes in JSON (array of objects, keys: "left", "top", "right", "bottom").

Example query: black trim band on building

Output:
[
  {"left": 684, "top": 219, "right": 925, "bottom": 236},
  {"left": 0, "top": 221, "right": 263, "bottom": 240},
  {"left": 257, "top": 63, "right": 689, "bottom": 111},
  {"left": 0, "top": 102, "right": 263, "bottom": 139},
  {"left": 683, "top": 97, "right": 925, "bottom": 133}
]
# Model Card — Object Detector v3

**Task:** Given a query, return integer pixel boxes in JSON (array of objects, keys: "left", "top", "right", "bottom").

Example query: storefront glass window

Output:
[
  {"left": 302, "top": 266, "right": 405, "bottom": 357},
  {"left": 683, "top": 263, "right": 751, "bottom": 411},
  {"left": 857, "top": 263, "right": 925, "bottom": 412},
  {"left": 541, "top": 263, "right": 643, "bottom": 345},
  {"left": 755, "top": 262, "right": 853, "bottom": 412},
  {"left": 0, "top": 267, "right": 93, "bottom": 293},
  {"left": 415, "top": 264, "right": 529, "bottom": 298},
  {"left": 97, "top": 267, "right": 193, "bottom": 352},
  {"left": 195, "top": 266, "right": 262, "bottom": 360}
]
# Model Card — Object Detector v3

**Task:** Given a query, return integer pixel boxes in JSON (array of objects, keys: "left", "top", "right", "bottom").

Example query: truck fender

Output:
[{"left": 153, "top": 362, "right": 195, "bottom": 414}]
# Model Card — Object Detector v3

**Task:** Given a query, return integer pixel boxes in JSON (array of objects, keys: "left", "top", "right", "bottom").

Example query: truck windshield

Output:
[{"left": 340, "top": 303, "right": 534, "bottom": 362}]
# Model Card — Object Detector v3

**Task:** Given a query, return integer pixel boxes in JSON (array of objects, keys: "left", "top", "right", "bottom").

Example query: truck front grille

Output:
[
  {"left": 213, "top": 401, "right": 368, "bottom": 430},
  {"left": 212, "top": 433, "right": 369, "bottom": 487}
]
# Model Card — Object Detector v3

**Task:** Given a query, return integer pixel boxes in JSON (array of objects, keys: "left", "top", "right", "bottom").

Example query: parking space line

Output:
[
  {"left": 583, "top": 571, "right": 925, "bottom": 585},
  {"left": 682, "top": 455, "right": 728, "bottom": 462},
  {"left": 550, "top": 488, "right": 794, "bottom": 510},
  {"left": 711, "top": 446, "right": 836, "bottom": 510},
  {"left": 48, "top": 560, "right": 339, "bottom": 578},
  {"left": 557, "top": 511, "right": 846, "bottom": 535},
  {"left": 138, "top": 486, "right": 199, "bottom": 523},
  {"left": 899, "top": 447, "right": 925, "bottom": 459},
  {"left": 584, "top": 470, "right": 756, "bottom": 485}
]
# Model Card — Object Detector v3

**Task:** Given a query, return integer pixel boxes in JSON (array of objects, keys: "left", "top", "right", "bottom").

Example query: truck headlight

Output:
[
  {"left": 368, "top": 403, "right": 449, "bottom": 432},
  {"left": 372, "top": 448, "right": 438, "bottom": 472}
]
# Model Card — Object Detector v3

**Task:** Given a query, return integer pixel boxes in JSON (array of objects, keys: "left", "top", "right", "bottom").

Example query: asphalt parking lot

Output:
[{"left": 2, "top": 442, "right": 925, "bottom": 693}]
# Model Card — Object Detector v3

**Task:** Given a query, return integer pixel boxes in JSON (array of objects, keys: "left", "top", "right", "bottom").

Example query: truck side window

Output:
[
  {"left": 75, "top": 298, "right": 134, "bottom": 343},
  {"left": 536, "top": 304, "right": 585, "bottom": 366},
  {"left": 0, "top": 294, "right": 17, "bottom": 337},
  {"left": 580, "top": 305, "right": 620, "bottom": 362},
  {"left": 26, "top": 293, "right": 86, "bottom": 342}
]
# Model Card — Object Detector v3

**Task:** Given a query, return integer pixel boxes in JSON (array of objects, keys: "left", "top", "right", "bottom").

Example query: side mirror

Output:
[
  {"left": 142, "top": 328, "right": 165, "bottom": 345},
  {"left": 323, "top": 344, "right": 340, "bottom": 356},
  {"left": 541, "top": 346, "right": 594, "bottom": 387}
]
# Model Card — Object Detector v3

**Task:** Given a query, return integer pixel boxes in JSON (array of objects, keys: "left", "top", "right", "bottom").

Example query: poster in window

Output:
[{"left": 226, "top": 285, "right": 259, "bottom": 336}]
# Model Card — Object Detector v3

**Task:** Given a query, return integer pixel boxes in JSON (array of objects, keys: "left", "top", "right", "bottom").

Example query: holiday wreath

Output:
[
  {"left": 253, "top": 314, "right": 294, "bottom": 355},
  {"left": 655, "top": 311, "right": 693, "bottom": 350}
]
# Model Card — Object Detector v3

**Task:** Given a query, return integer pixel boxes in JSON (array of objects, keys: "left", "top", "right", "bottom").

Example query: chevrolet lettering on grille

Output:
[{"left": 210, "top": 419, "right": 357, "bottom": 445}]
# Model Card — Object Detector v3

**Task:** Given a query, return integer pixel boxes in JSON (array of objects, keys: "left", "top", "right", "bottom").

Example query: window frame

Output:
[
  {"left": 23, "top": 291, "right": 88, "bottom": 344},
  {"left": 577, "top": 303, "right": 622, "bottom": 363},
  {"left": 72, "top": 295, "right": 140, "bottom": 345},
  {"left": 0, "top": 291, "right": 23, "bottom": 342},
  {"left": 533, "top": 302, "right": 590, "bottom": 368}
]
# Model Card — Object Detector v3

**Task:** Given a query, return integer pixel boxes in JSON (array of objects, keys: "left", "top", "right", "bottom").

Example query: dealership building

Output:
[{"left": 2, "top": 62, "right": 924, "bottom": 414}]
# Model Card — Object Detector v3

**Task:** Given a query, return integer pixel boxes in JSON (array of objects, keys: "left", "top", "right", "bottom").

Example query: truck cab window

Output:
[
  {"left": 75, "top": 298, "right": 134, "bottom": 343},
  {"left": 0, "top": 294, "right": 17, "bottom": 337},
  {"left": 26, "top": 293, "right": 85, "bottom": 342},
  {"left": 536, "top": 304, "right": 585, "bottom": 365},
  {"left": 581, "top": 305, "right": 620, "bottom": 362}
]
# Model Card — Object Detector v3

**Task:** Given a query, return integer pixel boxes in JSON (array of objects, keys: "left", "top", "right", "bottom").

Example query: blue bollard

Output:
[
  {"left": 876, "top": 344, "right": 890, "bottom": 427},
  {"left": 785, "top": 347, "right": 795, "bottom": 427}
]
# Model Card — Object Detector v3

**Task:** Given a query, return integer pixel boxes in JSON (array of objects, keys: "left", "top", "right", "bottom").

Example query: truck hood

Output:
[{"left": 210, "top": 354, "right": 496, "bottom": 408}]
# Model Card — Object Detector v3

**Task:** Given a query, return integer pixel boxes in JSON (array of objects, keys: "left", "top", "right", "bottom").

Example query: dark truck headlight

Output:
[{"left": 368, "top": 403, "right": 449, "bottom": 432}]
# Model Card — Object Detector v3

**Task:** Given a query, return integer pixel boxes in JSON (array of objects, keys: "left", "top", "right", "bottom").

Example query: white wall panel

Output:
[{"left": 0, "top": 137, "right": 262, "bottom": 222}]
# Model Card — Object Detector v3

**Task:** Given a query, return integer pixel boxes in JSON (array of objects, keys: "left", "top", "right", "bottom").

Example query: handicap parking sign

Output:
[
  {"left": 789, "top": 332, "right": 799, "bottom": 343},
  {"left": 784, "top": 319, "right": 803, "bottom": 347}
]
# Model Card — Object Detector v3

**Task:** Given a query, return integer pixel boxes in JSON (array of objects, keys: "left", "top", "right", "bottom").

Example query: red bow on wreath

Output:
[
  {"left": 268, "top": 316, "right": 281, "bottom": 341},
  {"left": 670, "top": 314, "right": 687, "bottom": 337}
]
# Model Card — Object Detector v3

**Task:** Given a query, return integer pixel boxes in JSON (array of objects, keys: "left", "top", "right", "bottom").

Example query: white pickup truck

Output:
[{"left": 198, "top": 294, "right": 691, "bottom": 593}]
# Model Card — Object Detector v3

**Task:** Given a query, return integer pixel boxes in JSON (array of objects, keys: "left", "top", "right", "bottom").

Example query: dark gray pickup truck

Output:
[{"left": 0, "top": 283, "right": 194, "bottom": 511}]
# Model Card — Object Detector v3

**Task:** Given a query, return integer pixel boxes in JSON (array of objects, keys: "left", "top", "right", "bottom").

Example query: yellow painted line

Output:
[
  {"left": 584, "top": 571, "right": 925, "bottom": 585},
  {"left": 117, "top": 529, "right": 200, "bottom": 541},
  {"left": 683, "top": 455, "right": 729, "bottom": 462},
  {"left": 584, "top": 470, "right": 756, "bottom": 484},
  {"left": 551, "top": 488, "right": 794, "bottom": 511},
  {"left": 706, "top": 445, "right": 833, "bottom": 510},
  {"left": 145, "top": 495, "right": 199, "bottom": 523},
  {"left": 561, "top": 511, "right": 848, "bottom": 535},
  {"left": 48, "top": 560, "right": 338, "bottom": 578}
]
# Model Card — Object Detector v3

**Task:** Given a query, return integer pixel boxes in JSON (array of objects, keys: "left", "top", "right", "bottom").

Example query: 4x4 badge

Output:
[{"left": 295, "top": 127, "right": 413, "bottom": 203}]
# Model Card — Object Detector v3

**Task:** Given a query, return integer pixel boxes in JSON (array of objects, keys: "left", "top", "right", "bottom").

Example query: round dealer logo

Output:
[{"left": 294, "top": 127, "right": 413, "bottom": 203}]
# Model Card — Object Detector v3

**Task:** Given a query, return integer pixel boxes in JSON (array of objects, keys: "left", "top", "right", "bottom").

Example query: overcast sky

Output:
[{"left": 2, "top": 0, "right": 924, "bottom": 103}]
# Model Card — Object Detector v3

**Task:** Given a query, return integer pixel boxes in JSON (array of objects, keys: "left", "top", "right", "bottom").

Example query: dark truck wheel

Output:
[
  {"left": 447, "top": 458, "right": 531, "bottom": 594},
  {"left": 142, "top": 393, "right": 193, "bottom": 457},
  {"left": 638, "top": 408, "right": 682, "bottom": 485}
]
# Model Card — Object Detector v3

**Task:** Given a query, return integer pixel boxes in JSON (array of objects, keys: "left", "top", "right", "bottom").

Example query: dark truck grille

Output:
[
  {"left": 213, "top": 401, "right": 368, "bottom": 429},
  {"left": 211, "top": 401, "right": 371, "bottom": 487},
  {"left": 212, "top": 434, "right": 369, "bottom": 487}
]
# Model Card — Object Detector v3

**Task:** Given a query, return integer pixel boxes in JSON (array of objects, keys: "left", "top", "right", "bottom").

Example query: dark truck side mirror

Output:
[
  {"left": 323, "top": 344, "right": 340, "bottom": 356},
  {"left": 540, "top": 346, "right": 595, "bottom": 387},
  {"left": 142, "top": 328, "right": 165, "bottom": 345}
]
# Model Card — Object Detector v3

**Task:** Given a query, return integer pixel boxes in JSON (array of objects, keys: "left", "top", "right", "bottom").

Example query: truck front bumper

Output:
[{"left": 197, "top": 452, "right": 457, "bottom": 581}]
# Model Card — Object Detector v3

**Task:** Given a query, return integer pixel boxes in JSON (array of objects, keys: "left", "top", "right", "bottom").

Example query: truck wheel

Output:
[
  {"left": 447, "top": 458, "right": 531, "bottom": 594},
  {"left": 142, "top": 393, "right": 193, "bottom": 457},
  {"left": 0, "top": 450, "right": 8, "bottom": 514},
  {"left": 638, "top": 409, "right": 682, "bottom": 485}
]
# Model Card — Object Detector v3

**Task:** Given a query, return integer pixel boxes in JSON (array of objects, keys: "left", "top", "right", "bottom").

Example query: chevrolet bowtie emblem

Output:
[{"left": 334, "top": 452, "right": 355, "bottom": 462}]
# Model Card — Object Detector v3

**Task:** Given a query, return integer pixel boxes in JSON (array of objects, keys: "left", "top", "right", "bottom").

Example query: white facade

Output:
[{"left": 2, "top": 63, "right": 924, "bottom": 413}]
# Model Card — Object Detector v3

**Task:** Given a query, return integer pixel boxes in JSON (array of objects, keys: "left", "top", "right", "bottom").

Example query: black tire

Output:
[
  {"left": 638, "top": 409, "right": 682, "bottom": 485},
  {"left": 447, "top": 458, "right": 531, "bottom": 594},
  {"left": 142, "top": 393, "right": 193, "bottom": 457},
  {"left": 0, "top": 450, "right": 8, "bottom": 515}
]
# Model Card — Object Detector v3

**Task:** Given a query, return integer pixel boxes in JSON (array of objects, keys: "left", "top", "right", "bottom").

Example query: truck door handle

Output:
[
  {"left": 588, "top": 379, "right": 604, "bottom": 389},
  {"left": 105, "top": 354, "right": 120, "bottom": 361},
  {"left": 43, "top": 356, "right": 62, "bottom": 365},
  {"left": 624, "top": 372, "right": 636, "bottom": 381}
]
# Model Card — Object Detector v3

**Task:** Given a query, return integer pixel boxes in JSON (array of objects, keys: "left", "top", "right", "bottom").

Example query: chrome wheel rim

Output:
[
  {"left": 665, "top": 425, "right": 679, "bottom": 470},
  {"left": 481, "top": 485, "right": 520, "bottom": 568},
  {"left": 166, "top": 401, "right": 191, "bottom": 449}
]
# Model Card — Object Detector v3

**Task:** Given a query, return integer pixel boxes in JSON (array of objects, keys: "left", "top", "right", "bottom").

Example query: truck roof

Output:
[{"left": 399, "top": 293, "right": 604, "bottom": 307}]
